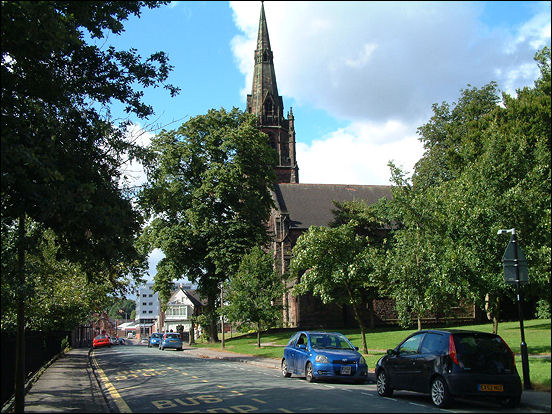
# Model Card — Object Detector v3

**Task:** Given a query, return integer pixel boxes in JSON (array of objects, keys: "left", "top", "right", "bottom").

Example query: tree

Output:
[
  {"left": 107, "top": 299, "right": 136, "bottom": 320},
  {"left": 139, "top": 108, "right": 277, "bottom": 342},
  {"left": 1, "top": 2, "right": 178, "bottom": 410},
  {"left": 404, "top": 47, "right": 551, "bottom": 332},
  {"left": 290, "top": 223, "right": 379, "bottom": 354},
  {"left": 223, "top": 246, "right": 283, "bottom": 347}
]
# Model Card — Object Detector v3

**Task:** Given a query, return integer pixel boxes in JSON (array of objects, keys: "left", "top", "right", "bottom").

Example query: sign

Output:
[{"left": 501, "top": 236, "right": 529, "bottom": 283}]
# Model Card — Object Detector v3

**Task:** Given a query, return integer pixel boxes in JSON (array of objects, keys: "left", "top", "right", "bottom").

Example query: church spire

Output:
[
  {"left": 247, "top": 1, "right": 281, "bottom": 119},
  {"left": 246, "top": 2, "right": 299, "bottom": 184}
]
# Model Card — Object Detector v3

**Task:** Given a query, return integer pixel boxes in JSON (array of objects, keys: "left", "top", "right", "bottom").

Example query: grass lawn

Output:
[{"left": 194, "top": 319, "right": 550, "bottom": 391}]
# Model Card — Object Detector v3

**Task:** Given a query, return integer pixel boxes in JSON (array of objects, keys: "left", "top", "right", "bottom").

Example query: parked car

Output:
[
  {"left": 148, "top": 332, "right": 163, "bottom": 348},
  {"left": 92, "top": 334, "right": 111, "bottom": 349},
  {"left": 118, "top": 337, "right": 126, "bottom": 345},
  {"left": 375, "top": 329, "right": 522, "bottom": 408},
  {"left": 109, "top": 336, "right": 119, "bottom": 345},
  {"left": 281, "top": 331, "right": 368, "bottom": 384},
  {"left": 140, "top": 336, "right": 149, "bottom": 345},
  {"left": 159, "top": 332, "right": 183, "bottom": 351}
]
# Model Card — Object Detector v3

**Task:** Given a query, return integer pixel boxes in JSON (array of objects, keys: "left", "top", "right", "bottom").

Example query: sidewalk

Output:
[
  {"left": 9, "top": 344, "right": 551, "bottom": 413},
  {"left": 22, "top": 348, "right": 108, "bottom": 413}
]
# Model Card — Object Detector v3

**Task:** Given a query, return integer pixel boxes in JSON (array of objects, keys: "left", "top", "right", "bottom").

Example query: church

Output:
[{"left": 245, "top": 3, "right": 395, "bottom": 329}]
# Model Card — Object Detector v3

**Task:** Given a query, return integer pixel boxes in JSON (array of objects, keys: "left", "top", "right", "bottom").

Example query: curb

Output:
[{"left": 88, "top": 348, "right": 115, "bottom": 413}]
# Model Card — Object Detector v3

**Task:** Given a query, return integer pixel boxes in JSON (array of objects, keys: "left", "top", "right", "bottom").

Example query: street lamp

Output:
[{"left": 497, "top": 228, "right": 531, "bottom": 390}]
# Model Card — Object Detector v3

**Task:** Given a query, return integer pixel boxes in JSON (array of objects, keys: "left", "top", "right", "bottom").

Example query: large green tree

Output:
[
  {"left": 402, "top": 47, "right": 551, "bottom": 332},
  {"left": 223, "top": 246, "right": 284, "bottom": 347},
  {"left": 1, "top": 2, "right": 177, "bottom": 410},
  {"left": 290, "top": 223, "right": 377, "bottom": 354},
  {"left": 139, "top": 108, "right": 277, "bottom": 342}
]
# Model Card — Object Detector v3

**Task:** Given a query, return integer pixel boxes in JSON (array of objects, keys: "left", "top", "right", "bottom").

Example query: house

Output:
[{"left": 162, "top": 285, "right": 203, "bottom": 341}]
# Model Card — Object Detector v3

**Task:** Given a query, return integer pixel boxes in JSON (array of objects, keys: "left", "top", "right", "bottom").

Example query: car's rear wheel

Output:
[
  {"left": 499, "top": 394, "right": 521, "bottom": 408},
  {"left": 431, "top": 376, "right": 452, "bottom": 408},
  {"left": 376, "top": 370, "right": 393, "bottom": 397},
  {"left": 305, "top": 362, "right": 315, "bottom": 382},
  {"left": 281, "top": 359, "right": 291, "bottom": 378}
]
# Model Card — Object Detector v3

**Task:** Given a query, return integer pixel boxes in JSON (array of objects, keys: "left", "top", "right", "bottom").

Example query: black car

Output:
[{"left": 375, "top": 329, "right": 522, "bottom": 408}]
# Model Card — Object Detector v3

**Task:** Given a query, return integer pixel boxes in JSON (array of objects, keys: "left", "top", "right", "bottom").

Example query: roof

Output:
[{"left": 273, "top": 183, "right": 393, "bottom": 229}]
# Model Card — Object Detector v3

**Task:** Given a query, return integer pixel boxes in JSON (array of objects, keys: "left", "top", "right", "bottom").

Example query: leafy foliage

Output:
[
  {"left": 139, "top": 108, "right": 277, "bottom": 341},
  {"left": 223, "top": 246, "right": 284, "bottom": 347}
]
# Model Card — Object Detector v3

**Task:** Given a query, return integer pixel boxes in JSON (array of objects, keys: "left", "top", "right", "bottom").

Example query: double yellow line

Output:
[{"left": 91, "top": 352, "right": 132, "bottom": 413}]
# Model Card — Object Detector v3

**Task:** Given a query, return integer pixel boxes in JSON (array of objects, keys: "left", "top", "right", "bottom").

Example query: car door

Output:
[
  {"left": 416, "top": 332, "right": 449, "bottom": 393},
  {"left": 387, "top": 333, "right": 425, "bottom": 390},
  {"left": 293, "top": 333, "right": 310, "bottom": 375},
  {"left": 285, "top": 333, "right": 300, "bottom": 373}
]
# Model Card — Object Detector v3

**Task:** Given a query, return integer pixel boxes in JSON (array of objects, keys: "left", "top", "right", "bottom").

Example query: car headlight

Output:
[
  {"left": 358, "top": 356, "right": 366, "bottom": 366},
  {"left": 315, "top": 355, "right": 330, "bottom": 363}
]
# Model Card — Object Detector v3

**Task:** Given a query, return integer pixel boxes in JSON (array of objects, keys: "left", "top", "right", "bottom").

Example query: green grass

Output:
[{"left": 194, "top": 319, "right": 550, "bottom": 391}]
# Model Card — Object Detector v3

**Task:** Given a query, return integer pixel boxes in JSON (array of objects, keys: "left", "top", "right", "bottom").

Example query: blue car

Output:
[
  {"left": 159, "top": 332, "right": 183, "bottom": 351},
  {"left": 281, "top": 331, "right": 368, "bottom": 383},
  {"left": 148, "top": 332, "right": 163, "bottom": 348}
]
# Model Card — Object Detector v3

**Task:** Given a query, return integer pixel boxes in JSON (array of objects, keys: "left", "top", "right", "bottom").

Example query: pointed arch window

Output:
[{"left": 263, "top": 50, "right": 270, "bottom": 62}]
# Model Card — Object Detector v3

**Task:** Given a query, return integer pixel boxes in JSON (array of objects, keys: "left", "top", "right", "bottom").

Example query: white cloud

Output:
[
  {"left": 297, "top": 120, "right": 424, "bottom": 185},
  {"left": 118, "top": 123, "right": 154, "bottom": 190},
  {"left": 228, "top": 1, "right": 549, "bottom": 185}
]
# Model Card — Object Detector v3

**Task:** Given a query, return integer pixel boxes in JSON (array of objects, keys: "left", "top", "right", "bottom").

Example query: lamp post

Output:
[
  {"left": 220, "top": 282, "right": 225, "bottom": 349},
  {"left": 498, "top": 228, "right": 531, "bottom": 390}
]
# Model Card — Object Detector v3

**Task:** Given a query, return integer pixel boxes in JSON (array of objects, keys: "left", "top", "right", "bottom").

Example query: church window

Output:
[{"left": 263, "top": 50, "right": 269, "bottom": 62}]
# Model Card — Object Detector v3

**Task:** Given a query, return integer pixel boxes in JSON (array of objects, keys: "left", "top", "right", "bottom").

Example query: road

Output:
[{"left": 91, "top": 344, "right": 543, "bottom": 413}]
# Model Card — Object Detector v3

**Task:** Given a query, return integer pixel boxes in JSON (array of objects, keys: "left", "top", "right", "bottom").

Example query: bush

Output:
[
  {"left": 536, "top": 299, "right": 550, "bottom": 319},
  {"left": 60, "top": 335, "right": 70, "bottom": 351}
]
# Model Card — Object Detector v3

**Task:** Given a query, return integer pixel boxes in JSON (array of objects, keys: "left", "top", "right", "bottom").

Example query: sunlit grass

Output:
[{"left": 193, "top": 319, "right": 550, "bottom": 391}]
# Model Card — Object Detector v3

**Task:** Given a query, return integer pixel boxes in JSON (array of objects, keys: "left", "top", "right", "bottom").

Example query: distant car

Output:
[
  {"left": 375, "top": 329, "right": 522, "bottom": 408},
  {"left": 109, "top": 336, "right": 118, "bottom": 345},
  {"left": 118, "top": 337, "right": 126, "bottom": 345},
  {"left": 140, "top": 337, "right": 149, "bottom": 344},
  {"left": 148, "top": 332, "right": 163, "bottom": 348},
  {"left": 281, "top": 331, "right": 368, "bottom": 384},
  {"left": 93, "top": 334, "right": 111, "bottom": 349},
  {"left": 159, "top": 332, "right": 183, "bottom": 351}
]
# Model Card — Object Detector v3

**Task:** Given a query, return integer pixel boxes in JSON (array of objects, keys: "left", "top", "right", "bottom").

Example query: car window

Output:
[
  {"left": 94, "top": 335, "right": 107, "bottom": 340},
  {"left": 454, "top": 333, "right": 515, "bottom": 372},
  {"left": 420, "top": 333, "right": 448, "bottom": 355},
  {"left": 296, "top": 333, "right": 307, "bottom": 347},
  {"left": 166, "top": 333, "right": 181, "bottom": 339},
  {"left": 287, "top": 333, "right": 299, "bottom": 346},
  {"left": 310, "top": 333, "right": 354, "bottom": 350},
  {"left": 397, "top": 333, "right": 425, "bottom": 355}
]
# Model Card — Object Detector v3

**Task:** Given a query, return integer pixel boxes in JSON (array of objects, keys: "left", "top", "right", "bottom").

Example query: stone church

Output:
[{"left": 245, "top": 4, "right": 397, "bottom": 329}]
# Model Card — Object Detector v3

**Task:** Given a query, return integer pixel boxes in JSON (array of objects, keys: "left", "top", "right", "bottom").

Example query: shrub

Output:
[{"left": 536, "top": 299, "right": 550, "bottom": 319}]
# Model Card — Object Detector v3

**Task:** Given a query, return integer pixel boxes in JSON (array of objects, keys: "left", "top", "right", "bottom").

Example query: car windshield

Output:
[
  {"left": 166, "top": 333, "right": 180, "bottom": 339},
  {"left": 151, "top": 333, "right": 162, "bottom": 338},
  {"left": 453, "top": 333, "right": 515, "bottom": 374},
  {"left": 94, "top": 335, "right": 107, "bottom": 340},
  {"left": 310, "top": 333, "right": 354, "bottom": 350}
]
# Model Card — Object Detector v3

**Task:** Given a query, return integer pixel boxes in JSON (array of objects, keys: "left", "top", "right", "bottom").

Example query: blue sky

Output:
[{"left": 99, "top": 1, "right": 550, "bottom": 286}]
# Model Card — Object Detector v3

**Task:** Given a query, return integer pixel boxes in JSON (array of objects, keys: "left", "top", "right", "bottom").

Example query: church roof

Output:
[{"left": 273, "top": 183, "right": 393, "bottom": 229}]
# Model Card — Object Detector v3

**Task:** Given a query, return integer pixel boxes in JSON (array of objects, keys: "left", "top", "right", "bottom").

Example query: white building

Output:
[
  {"left": 163, "top": 285, "right": 202, "bottom": 335},
  {"left": 135, "top": 282, "right": 161, "bottom": 338}
]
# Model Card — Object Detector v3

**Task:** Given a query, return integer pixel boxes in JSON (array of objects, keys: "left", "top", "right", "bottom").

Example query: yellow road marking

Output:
[
  {"left": 278, "top": 409, "right": 293, "bottom": 413},
  {"left": 231, "top": 390, "right": 243, "bottom": 396},
  {"left": 251, "top": 398, "right": 266, "bottom": 404},
  {"left": 202, "top": 380, "right": 209, "bottom": 383},
  {"left": 92, "top": 353, "right": 132, "bottom": 413},
  {"left": 216, "top": 385, "right": 226, "bottom": 388}
]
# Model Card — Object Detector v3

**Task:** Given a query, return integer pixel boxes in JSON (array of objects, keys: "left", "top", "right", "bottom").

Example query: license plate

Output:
[
  {"left": 478, "top": 384, "right": 504, "bottom": 392},
  {"left": 340, "top": 366, "right": 352, "bottom": 375}
]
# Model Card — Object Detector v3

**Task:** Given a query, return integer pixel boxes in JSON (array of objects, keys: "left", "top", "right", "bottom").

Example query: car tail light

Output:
[
  {"left": 499, "top": 335, "right": 516, "bottom": 368},
  {"left": 449, "top": 335, "right": 459, "bottom": 365}
]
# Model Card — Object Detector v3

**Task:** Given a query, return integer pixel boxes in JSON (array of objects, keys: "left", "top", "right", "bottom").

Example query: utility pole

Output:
[{"left": 220, "top": 282, "right": 225, "bottom": 349}]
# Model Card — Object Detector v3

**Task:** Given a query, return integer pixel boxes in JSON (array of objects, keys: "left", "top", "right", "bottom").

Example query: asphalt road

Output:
[{"left": 91, "top": 344, "right": 543, "bottom": 413}]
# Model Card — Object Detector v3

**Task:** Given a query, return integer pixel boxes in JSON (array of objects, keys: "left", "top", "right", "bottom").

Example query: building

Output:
[
  {"left": 162, "top": 284, "right": 203, "bottom": 341},
  {"left": 247, "top": 4, "right": 394, "bottom": 329},
  {"left": 135, "top": 282, "right": 161, "bottom": 338}
]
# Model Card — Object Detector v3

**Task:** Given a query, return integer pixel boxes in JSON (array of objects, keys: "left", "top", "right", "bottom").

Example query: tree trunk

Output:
[
  {"left": 350, "top": 302, "right": 368, "bottom": 354},
  {"left": 189, "top": 319, "right": 195, "bottom": 345},
  {"left": 417, "top": 315, "right": 422, "bottom": 331},
  {"left": 15, "top": 213, "right": 26, "bottom": 413},
  {"left": 206, "top": 292, "right": 219, "bottom": 343},
  {"left": 257, "top": 323, "right": 261, "bottom": 348}
]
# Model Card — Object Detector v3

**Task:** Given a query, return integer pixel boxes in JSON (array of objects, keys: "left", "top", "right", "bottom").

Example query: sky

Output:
[{"left": 98, "top": 1, "right": 551, "bottom": 286}]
